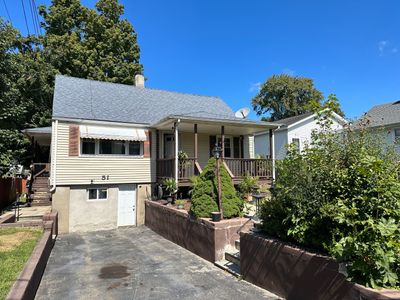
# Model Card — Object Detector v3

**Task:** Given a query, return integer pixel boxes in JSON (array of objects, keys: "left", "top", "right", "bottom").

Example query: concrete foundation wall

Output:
[
  {"left": 145, "top": 200, "right": 252, "bottom": 262},
  {"left": 52, "top": 186, "right": 70, "bottom": 233},
  {"left": 53, "top": 183, "right": 149, "bottom": 233}
]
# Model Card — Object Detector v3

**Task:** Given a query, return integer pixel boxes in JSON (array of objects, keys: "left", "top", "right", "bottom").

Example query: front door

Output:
[
  {"left": 164, "top": 134, "right": 174, "bottom": 158},
  {"left": 118, "top": 185, "right": 136, "bottom": 227}
]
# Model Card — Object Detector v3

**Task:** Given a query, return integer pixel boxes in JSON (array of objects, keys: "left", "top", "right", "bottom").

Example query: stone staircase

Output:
[
  {"left": 215, "top": 239, "right": 242, "bottom": 277},
  {"left": 31, "top": 177, "right": 52, "bottom": 206}
]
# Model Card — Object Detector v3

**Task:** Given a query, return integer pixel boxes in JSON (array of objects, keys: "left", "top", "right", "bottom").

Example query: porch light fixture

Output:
[
  {"left": 212, "top": 144, "right": 223, "bottom": 219},
  {"left": 212, "top": 144, "right": 222, "bottom": 159}
]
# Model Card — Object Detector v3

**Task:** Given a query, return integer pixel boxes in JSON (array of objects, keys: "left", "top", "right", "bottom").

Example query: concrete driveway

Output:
[{"left": 35, "top": 226, "right": 279, "bottom": 300}]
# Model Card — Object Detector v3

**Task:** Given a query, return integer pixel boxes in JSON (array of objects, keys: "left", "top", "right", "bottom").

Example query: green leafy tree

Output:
[
  {"left": 260, "top": 106, "right": 400, "bottom": 288},
  {"left": 0, "top": 20, "right": 55, "bottom": 175},
  {"left": 190, "top": 158, "right": 243, "bottom": 219},
  {"left": 39, "top": 0, "right": 143, "bottom": 84},
  {"left": 252, "top": 74, "right": 344, "bottom": 121}
]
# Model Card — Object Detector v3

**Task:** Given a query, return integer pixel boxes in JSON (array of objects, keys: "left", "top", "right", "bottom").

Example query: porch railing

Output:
[
  {"left": 156, "top": 158, "right": 175, "bottom": 179},
  {"left": 223, "top": 158, "right": 272, "bottom": 179},
  {"left": 179, "top": 158, "right": 202, "bottom": 179},
  {"left": 32, "top": 163, "right": 50, "bottom": 179},
  {"left": 157, "top": 158, "right": 203, "bottom": 180}
]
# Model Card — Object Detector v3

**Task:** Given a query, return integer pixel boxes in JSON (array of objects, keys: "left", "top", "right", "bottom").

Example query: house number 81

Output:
[{"left": 101, "top": 175, "right": 110, "bottom": 180}]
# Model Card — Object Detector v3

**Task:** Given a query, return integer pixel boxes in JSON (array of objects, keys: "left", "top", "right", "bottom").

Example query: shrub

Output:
[
  {"left": 190, "top": 157, "right": 243, "bottom": 218},
  {"left": 238, "top": 174, "right": 259, "bottom": 198},
  {"left": 261, "top": 109, "right": 400, "bottom": 288}
]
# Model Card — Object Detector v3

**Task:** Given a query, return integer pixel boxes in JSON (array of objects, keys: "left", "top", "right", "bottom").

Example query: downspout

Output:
[
  {"left": 174, "top": 119, "right": 180, "bottom": 187},
  {"left": 49, "top": 120, "right": 58, "bottom": 192}
]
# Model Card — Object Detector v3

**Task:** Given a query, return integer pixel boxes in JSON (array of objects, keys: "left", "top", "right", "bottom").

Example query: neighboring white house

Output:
[
  {"left": 255, "top": 112, "right": 347, "bottom": 160},
  {"left": 355, "top": 100, "right": 400, "bottom": 151}
]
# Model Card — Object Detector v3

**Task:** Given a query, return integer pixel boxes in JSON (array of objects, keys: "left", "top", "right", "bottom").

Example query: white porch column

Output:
[
  {"left": 174, "top": 120, "right": 180, "bottom": 186},
  {"left": 271, "top": 129, "right": 276, "bottom": 180}
]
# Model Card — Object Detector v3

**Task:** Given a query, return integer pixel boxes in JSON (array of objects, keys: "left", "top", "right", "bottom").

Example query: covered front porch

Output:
[{"left": 153, "top": 116, "right": 277, "bottom": 186}]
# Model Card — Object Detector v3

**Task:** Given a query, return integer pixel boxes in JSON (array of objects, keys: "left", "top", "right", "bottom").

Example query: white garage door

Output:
[{"left": 118, "top": 185, "right": 136, "bottom": 227}]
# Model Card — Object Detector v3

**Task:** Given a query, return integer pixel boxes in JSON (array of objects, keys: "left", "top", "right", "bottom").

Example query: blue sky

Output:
[{"left": 2, "top": 0, "right": 400, "bottom": 120}]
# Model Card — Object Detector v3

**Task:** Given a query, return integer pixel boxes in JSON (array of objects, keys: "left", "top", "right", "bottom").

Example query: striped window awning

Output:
[{"left": 79, "top": 125, "right": 147, "bottom": 141}]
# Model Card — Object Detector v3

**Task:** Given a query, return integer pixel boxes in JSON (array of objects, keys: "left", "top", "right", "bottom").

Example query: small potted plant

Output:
[
  {"left": 163, "top": 177, "right": 177, "bottom": 203},
  {"left": 239, "top": 174, "right": 259, "bottom": 202},
  {"left": 175, "top": 200, "right": 185, "bottom": 209}
]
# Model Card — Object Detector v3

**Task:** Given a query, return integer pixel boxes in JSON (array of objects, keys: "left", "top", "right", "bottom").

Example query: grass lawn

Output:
[{"left": 0, "top": 228, "right": 43, "bottom": 299}]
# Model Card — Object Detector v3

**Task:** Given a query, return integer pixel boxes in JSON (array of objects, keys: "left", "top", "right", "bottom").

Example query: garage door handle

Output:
[{"left": 133, "top": 206, "right": 135, "bottom": 211}]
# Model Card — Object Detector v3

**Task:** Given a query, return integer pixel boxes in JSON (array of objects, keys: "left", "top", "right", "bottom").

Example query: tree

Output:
[
  {"left": 39, "top": 0, "right": 143, "bottom": 84},
  {"left": 190, "top": 157, "right": 243, "bottom": 219},
  {"left": 252, "top": 74, "right": 328, "bottom": 121},
  {"left": 0, "top": 19, "right": 55, "bottom": 175}
]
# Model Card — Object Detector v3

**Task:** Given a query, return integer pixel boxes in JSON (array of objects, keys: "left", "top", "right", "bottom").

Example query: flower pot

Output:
[{"left": 211, "top": 212, "right": 222, "bottom": 222}]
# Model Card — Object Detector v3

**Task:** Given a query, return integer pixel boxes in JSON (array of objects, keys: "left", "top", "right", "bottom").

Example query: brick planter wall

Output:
[
  {"left": 240, "top": 232, "right": 400, "bottom": 300},
  {"left": 145, "top": 200, "right": 252, "bottom": 262}
]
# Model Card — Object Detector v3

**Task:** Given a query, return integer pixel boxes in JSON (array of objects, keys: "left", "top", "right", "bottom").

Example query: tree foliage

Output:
[
  {"left": 0, "top": 20, "right": 55, "bottom": 174},
  {"left": 190, "top": 158, "right": 243, "bottom": 219},
  {"left": 252, "top": 74, "right": 344, "bottom": 121},
  {"left": 0, "top": 0, "right": 143, "bottom": 175},
  {"left": 39, "top": 0, "right": 143, "bottom": 84},
  {"left": 260, "top": 105, "right": 400, "bottom": 288}
]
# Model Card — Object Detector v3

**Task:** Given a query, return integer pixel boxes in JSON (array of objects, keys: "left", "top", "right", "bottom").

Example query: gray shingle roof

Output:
[
  {"left": 52, "top": 75, "right": 237, "bottom": 125},
  {"left": 271, "top": 112, "right": 314, "bottom": 127},
  {"left": 356, "top": 101, "right": 400, "bottom": 128}
]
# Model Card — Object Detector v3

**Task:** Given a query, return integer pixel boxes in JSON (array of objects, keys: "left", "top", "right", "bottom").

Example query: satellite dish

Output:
[{"left": 235, "top": 107, "right": 250, "bottom": 119}]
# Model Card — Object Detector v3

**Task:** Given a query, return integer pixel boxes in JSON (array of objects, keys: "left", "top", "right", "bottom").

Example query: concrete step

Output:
[
  {"left": 32, "top": 194, "right": 51, "bottom": 200},
  {"left": 31, "top": 200, "right": 51, "bottom": 206},
  {"left": 32, "top": 187, "right": 49, "bottom": 192},
  {"left": 225, "top": 251, "right": 240, "bottom": 267},
  {"left": 235, "top": 239, "right": 240, "bottom": 251},
  {"left": 214, "top": 260, "right": 241, "bottom": 278}
]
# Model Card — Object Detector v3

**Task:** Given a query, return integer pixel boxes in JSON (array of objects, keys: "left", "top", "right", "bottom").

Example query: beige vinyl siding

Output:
[{"left": 55, "top": 122, "right": 153, "bottom": 185}]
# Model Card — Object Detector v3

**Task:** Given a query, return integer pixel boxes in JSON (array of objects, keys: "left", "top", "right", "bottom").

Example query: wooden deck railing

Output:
[
  {"left": 223, "top": 158, "right": 272, "bottom": 179},
  {"left": 179, "top": 158, "right": 202, "bottom": 179},
  {"left": 156, "top": 158, "right": 175, "bottom": 179},
  {"left": 32, "top": 163, "right": 50, "bottom": 179},
  {"left": 157, "top": 158, "right": 272, "bottom": 182}
]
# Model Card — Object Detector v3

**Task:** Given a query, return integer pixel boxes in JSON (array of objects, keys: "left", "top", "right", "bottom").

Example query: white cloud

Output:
[
  {"left": 282, "top": 68, "right": 296, "bottom": 76},
  {"left": 249, "top": 82, "right": 261, "bottom": 93},
  {"left": 378, "top": 40, "right": 398, "bottom": 56},
  {"left": 378, "top": 40, "right": 388, "bottom": 56}
]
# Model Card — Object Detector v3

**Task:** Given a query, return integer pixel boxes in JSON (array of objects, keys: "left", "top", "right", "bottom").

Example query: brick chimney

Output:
[{"left": 135, "top": 74, "right": 145, "bottom": 88}]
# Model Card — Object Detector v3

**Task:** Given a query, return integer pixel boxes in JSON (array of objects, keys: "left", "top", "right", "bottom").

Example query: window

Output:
[
  {"left": 217, "top": 137, "right": 232, "bottom": 158},
  {"left": 291, "top": 138, "right": 300, "bottom": 153},
  {"left": 100, "top": 140, "right": 125, "bottom": 155},
  {"left": 87, "top": 188, "right": 108, "bottom": 201},
  {"left": 129, "top": 141, "right": 141, "bottom": 156},
  {"left": 81, "top": 139, "right": 143, "bottom": 156},
  {"left": 395, "top": 128, "right": 400, "bottom": 144},
  {"left": 82, "top": 139, "right": 95, "bottom": 155}
]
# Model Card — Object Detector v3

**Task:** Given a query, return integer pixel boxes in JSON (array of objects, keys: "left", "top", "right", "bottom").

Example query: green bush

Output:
[
  {"left": 190, "top": 157, "right": 243, "bottom": 219},
  {"left": 261, "top": 110, "right": 400, "bottom": 288}
]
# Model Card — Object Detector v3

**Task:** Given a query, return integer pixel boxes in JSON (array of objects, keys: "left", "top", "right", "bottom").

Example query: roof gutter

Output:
[{"left": 52, "top": 117, "right": 151, "bottom": 128}]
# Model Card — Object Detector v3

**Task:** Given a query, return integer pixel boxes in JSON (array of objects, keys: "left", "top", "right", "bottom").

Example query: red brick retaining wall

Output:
[
  {"left": 145, "top": 200, "right": 252, "bottom": 262},
  {"left": 240, "top": 232, "right": 400, "bottom": 300}
]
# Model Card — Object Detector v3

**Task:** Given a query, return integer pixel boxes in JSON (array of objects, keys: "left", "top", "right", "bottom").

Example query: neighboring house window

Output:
[
  {"left": 81, "top": 138, "right": 96, "bottom": 155},
  {"left": 395, "top": 128, "right": 400, "bottom": 144},
  {"left": 291, "top": 138, "right": 300, "bottom": 153},
  {"left": 80, "top": 139, "right": 143, "bottom": 156},
  {"left": 87, "top": 188, "right": 108, "bottom": 201}
]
